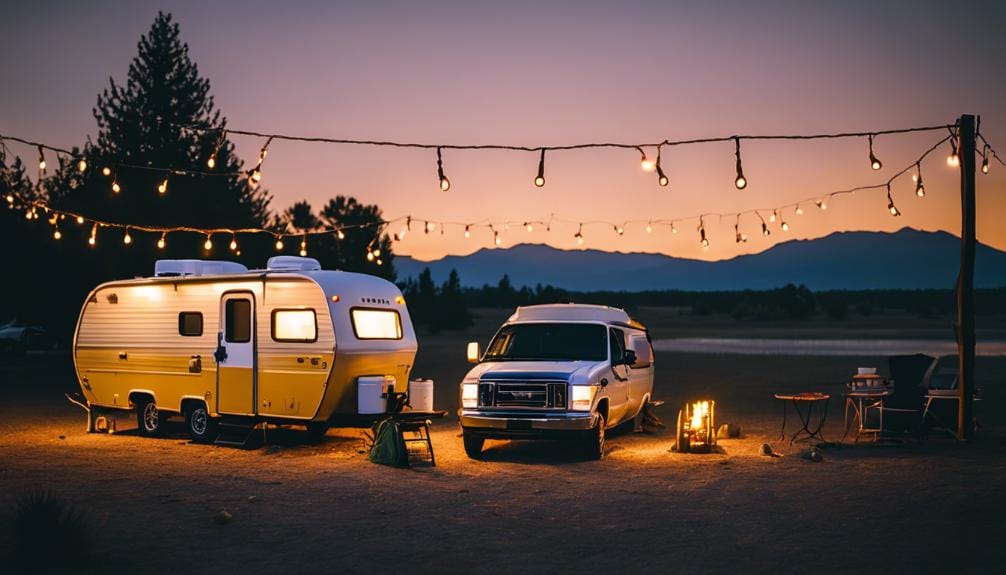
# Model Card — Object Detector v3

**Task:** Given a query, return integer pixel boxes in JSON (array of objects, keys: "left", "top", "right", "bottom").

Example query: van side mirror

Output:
[
  {"left": 622, "top": 349, "right": 637, "bottom": 366},
  {"left": 466, "top": 341, "right": 480, "bottom": 364}
]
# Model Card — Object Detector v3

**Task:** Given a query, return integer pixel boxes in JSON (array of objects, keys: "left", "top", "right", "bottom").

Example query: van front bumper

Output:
[{"left": 460, "top": 410, "right": 597, "bottom": 439}]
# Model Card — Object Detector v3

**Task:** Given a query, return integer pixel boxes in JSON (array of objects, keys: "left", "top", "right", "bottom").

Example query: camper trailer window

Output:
[
  {"left": 178, "top": 312, "right": 203, "bottom": 336},
  {"left": 350, "top": 308, "right": 402, "bottom": 340},
  {"left": 272, "top": 309, "right": 318, "bottom": 343},
  {"left": 225, "top": 299, "right": 252, "bottom": 343}
]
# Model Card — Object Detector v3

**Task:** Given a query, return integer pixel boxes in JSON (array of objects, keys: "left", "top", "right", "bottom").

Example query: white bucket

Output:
[
  {"left": 358, "top": 376, "right": 394, "bottom": 414},
  {"left": 409, "top": 379, "right": 434, "bottom": 412}
]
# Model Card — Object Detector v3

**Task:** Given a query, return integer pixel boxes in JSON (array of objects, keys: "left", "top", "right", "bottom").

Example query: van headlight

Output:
[
  {"left": 571, "top": 385, "right": 595, "bottom": 411},
  {"left": 461, "top": 383, "right": 479, "bottom": 408}
]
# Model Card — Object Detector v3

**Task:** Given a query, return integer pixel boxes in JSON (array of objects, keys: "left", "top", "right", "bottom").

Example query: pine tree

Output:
[
  {"left": 433, "top": 269, "right": 472, "bottom": 330},
  {"left": 52, "top": 11, "right": 272, "bottom": 276}
]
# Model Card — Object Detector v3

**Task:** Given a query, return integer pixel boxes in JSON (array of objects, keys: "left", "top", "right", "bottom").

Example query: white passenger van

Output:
[{"left": 72, "top": 257, "right": 417, "bottom": 443}]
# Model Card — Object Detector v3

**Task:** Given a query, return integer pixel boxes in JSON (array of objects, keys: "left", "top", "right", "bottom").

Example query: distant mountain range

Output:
[{"left": 394, "top": 228, "right": 1006, "bottom": 291}]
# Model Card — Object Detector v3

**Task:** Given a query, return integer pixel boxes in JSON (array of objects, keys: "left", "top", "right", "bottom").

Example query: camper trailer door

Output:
[{"left": 217, "top": 292, "right": 256, "bottom": 415}]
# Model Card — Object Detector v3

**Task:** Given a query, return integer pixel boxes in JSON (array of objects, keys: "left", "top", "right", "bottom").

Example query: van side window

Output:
[
  {"left": 178, "top": 312, "right": 203, "bottom": 337},
  {"left": 609, "top": 328, "right": 625, "bottom": 364},
  {"left": 225, "top": 299, "right": 252, "bottom": 343},
  {"left": 272, "top": 309, "right": 317, "bottom": 343}
]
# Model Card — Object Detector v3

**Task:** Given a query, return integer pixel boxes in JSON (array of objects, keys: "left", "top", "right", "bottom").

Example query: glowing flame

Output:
[{"left": 690, "top": 400, "right": 710, "bottom": 430}]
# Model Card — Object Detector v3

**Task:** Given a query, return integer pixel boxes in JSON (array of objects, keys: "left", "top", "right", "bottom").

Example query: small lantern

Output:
[{"left": 675, "top": 400, "right": 716, "bottom": 453}]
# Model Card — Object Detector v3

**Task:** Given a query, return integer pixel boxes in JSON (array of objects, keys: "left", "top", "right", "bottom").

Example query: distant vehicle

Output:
[
  {"left": 72, "top": 257, "right": 418, "bottom": 443},
  {"left": 0, "top": 319, "right": 52, "bottom": 354},
  {"left": 459, "top": 304, "right": 655, "bottom": 460}
]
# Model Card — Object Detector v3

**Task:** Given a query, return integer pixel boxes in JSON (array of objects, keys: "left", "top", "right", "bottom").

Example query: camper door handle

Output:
[{"left": 214, "top": 345, "right": 227, "bottom": 363}]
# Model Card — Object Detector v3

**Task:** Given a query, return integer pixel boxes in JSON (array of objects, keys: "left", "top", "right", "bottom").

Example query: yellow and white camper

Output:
[{"left": 72, "top": 256, "right": 418, "bottom": 444}]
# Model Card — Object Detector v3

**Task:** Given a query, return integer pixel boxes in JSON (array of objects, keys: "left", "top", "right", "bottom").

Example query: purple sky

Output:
[{"left": 2, "top": 0, "right": 1004, "bottom": 261}]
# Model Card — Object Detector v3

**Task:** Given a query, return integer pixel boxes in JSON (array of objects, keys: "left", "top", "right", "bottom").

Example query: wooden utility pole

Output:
[{"left": 957, "top": 114, "right": 977, "bottom": 440}]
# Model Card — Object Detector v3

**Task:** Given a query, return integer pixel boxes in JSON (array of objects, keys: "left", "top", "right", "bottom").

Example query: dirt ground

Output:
[{"left": 2, "top": 312, "right": 1005, "bottom": 574}]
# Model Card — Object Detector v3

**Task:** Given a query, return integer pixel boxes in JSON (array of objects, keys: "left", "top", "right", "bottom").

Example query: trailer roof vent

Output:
[
  {"left": 267, "top": 256, "right": 322, "bottom": 271},
  {"left": 154, "top": 260, "right": 249, "bottom": 277}
]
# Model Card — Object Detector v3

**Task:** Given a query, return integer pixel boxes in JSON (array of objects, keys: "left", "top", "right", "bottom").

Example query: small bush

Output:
[{"left": 9, "top": 489, "right": 94, "bottom": 570}]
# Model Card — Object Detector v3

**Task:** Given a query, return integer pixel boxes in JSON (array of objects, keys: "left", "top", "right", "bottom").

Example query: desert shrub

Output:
[{"left": 9, "top": 489, "right": 94, "bottom": 570}]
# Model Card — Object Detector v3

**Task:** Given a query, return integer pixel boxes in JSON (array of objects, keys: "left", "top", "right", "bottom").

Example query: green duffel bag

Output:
[{"left": 368, "top": 418, "right": 408, "bottom": 468}]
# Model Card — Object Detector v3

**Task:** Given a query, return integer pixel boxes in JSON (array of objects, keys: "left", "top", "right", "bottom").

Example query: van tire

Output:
[
  {"left": 185, "top": 403, "right": 217, "bottom": 443},
  {"left": 306, "top": 422, "right": 329, "bottom": 442},
  {"left": 462, "top": 432, "right": 484, "bottom": 459},
  {"left": 583, "top": 412, "right": 606, "bottom": 460},
  {"left": 136, "top": 399, "right": 163, "bottom": 437}
]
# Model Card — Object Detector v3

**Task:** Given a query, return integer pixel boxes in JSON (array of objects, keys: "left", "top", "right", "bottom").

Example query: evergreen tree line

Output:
[
  {"left": 0, "top": 13, "right": 393, "bottom": 341},
  {"left": 399, "top": 269, "right": 472, "bottom": 332}
]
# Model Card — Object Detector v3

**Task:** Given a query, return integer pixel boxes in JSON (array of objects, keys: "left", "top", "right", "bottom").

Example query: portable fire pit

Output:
[{"left": 675, "top": 400, "right": 716, "bottom": 453}]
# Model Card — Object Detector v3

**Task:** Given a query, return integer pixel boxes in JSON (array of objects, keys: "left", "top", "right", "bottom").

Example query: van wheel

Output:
[
  {"left": 306, "top": 422, "right": 329, "bottom": 442},
  {"left": 462, "top": 432, "right": 484, "bottom": 459},
  {"left": 136, "top": 399, "right": 163, "bottom": 437},
  {"left": 583, "top": 412, "right": 606, "bottom": 460},
  {"left": 185, "top": 404, "right": 218, "bottom": 443}
]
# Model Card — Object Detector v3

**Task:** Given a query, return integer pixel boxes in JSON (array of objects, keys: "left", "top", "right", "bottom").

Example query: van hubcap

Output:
[
  {"left": 191, "top": 408, "right": 207, "bottom": 435},
  {"left": 143, "top": 403, "right": 159, "bottom": 431}
]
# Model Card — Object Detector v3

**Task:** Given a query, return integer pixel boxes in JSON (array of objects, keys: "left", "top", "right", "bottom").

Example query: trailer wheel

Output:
[
  {"left": 136, "top": 399, "right": 163, "bottom": 437},
  {"left": 305, "top": 422, "right": 329, "bottom": 442},
  {"left": 185, "top": 403, "right": 218, "bottom": 443},
  {"left": 583, "top": 412, "right": 606, "bottom": 460},
  {"left": 462, "top": 432, "right": 484, "bottom": 459}
]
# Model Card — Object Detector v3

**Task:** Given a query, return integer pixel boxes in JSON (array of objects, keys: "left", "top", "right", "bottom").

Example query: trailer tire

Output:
[
  {"left": 185, "top": 403, "right": 218, "bottom": 443},
  {"left": 462, "top": 432, "right": 484, "bottom": 459},
  {"left": 583, "top": 411, "right": 606, "bottom": 460},
  {"left": 136, "top": 398, "right": 163, "bottom": 437},
  {"left": 305, "top": 422, "right": 329, "bottom": 442}
]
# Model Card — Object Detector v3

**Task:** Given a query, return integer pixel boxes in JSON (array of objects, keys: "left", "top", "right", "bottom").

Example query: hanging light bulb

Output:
[
  {"left": 373, "top": 248, "right": 381, "bottom": 258},
  {"left": 770, "top": 210, "right": 777, "bottom": 223},
  {"left": 207, "top": 155, "right": 216, "bottom": 169},
  {"left": 463, "top": 225, "right": 471, "bottom": 239},
  {"left": 734, "top": 221, "right": 746, "bottom": 243},
  {"left": 868, "top": 134, "right": 882, "bottom": 170},
  {"left": 494, "top": 231, "right": 502, "bottom": 246},
  {"left": 534, "top": 149, "right": 545, "bottom": 187},
  {"left": 396, "top": 226, "right": 408, "bottom": 241},
  {"left": 426, "top": 221, "right": 435, "bottom": 233},
  {"left": 88, "top": 224, "right": 97, "bottom": 246},
  {"left": 275, "top": 237, "right": 284, "bottom": 251},
  {"left": 615, "top": 225, "right": 624, "bottom": 236},
  {"left": 655, "top": 146, "right": 668, "bottom": 187},
  {"left": 816, "top": 199, "right": 828, "bottom": 211},
  {"left": 525, "top": 222, "right": 533, "bottom": 232},
  {"left": 53, "top": 227, "right": 62, "bottom": 240},
  {"left": 112, "top": 178, "right": 121, "bottom": 194},
  {"left": 638, "top": 147, "right": 655, "bottom": 172},
  {"left": 299, "top": 236, "right": 307, "bottom": 257},
  {"left": 336, "top": 228, "right": 345, "bottom": 240},
  {"left": 76, "top": 215, "right": 84, "bottom": 224},
  {"left": 229, "top": 234, "right": 238, "bottom": 251},
  {"left": 436, "top": 147, "right": 450, "bottom": 191},
  {"left": 367, "top": 251, "right": 375, "bottom": 262},
  {"left": 157, "top": 233, "right": 166, "bottom": 249},
  {"left": 781, "top": 220, "right": 790, "bottom": 232},
  {"left": 646, "top": 222, "right": 653, "bottom": 233},
  {"left": 5, "top": 193, "right": 13, "bottom": 205},
  {"left": 947, "top": 134, "right": 959, "bottom": 167},
  {"left": 887, "top": 184, "right": 901, "bottom": 216},
  {"left": 77, "top": 158, "right": 88, "bottom": 173},
  {"left": 376, "top": 258, "right": 383, "bottom": 266},
  {"left": 204, "top": 234, "right": 213, "bottom": 251},
  {"left": 915, "top": 163, "right": 925, "bottom": 197},
  {"left": 762, "top": 221, "right": 770, "bottom": 236},
  {"left": 157, "top": 177, "right": 168, "bottom": 194},
  {"left": 795, "top": 204, "right": 804, "bottom": 216},
  {"left": 733, "top": 137, "right": 746, "bottom": 189},
  {"left": 123, "top": 228, "right": 133, "bottom": 245},
  {"left": 981, "top": 145, "right": 990, "bottom": 174},
  {"left": 37, "top": 146, "right": 46, "bottom": 171},
  {"left": 574, "top": 223, "right": 584, "bottom": 245}
]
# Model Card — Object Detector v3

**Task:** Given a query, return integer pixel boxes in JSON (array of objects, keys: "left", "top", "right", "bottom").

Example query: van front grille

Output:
[{"left": 478, "top": 381, "right": 566, "bottom": 410}]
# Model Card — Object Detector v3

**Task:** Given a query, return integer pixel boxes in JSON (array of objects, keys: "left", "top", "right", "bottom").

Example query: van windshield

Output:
[{"left": 483, "top": 323, "right": 607, "bottom": 362}]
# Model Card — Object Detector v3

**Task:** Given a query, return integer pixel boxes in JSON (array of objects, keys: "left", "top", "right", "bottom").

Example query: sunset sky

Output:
[{"left": 2, "top": 0, "right": 1004, "bottom": 261}]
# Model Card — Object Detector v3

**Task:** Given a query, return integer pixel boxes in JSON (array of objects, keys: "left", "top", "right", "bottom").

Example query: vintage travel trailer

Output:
[{"left": 72, "top": 256, "right": 418, "bottom": 444}]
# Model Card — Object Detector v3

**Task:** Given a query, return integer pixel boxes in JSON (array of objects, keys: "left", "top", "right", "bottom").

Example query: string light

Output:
[
  {"left": 868, "top": 134, "right": 882, "bottom": 170},
  {"left": 366, "top": 251, "right": 375, "bottom": 262},
  {"left": 157, "top": 177, "right": 168, "bottom": 195},
  {"left": 123, "top": 228, "right": 133, "bottom": 245},
  {"left": 733, "top": 137, "right": 746, "bottom": 189},
  {"left": 53, "top": 224, "right": 62, "bottom": 240},
  {"left": 76, "top": 215, "right": 84, "bottom": 224},
  {"left": 770, "top": 210, "right": 777, "bottom": 223},
  {"left": 655, "top": 146, "right": 668, "bottom": 187},
  {"left": 274, "top": 237, "right": 284, "bottom": 251},
  {"left": 534, "top": 149, "right": 545, "bottom": 187},
  {"left": 101, "top": 166, "right": 112, "bottom": 177},
  {"left": 795, "top": 204, "right": 804, "bottom": 216},
  {"left": 425, "top": 221, "right": 435, "bottom": 233},
  {"left": 88, "top": 224, "right": 97, "bottom": 246},
  {"left": 915, "top": 162, "right": 925, "bottom": 197},
  {"left": 336, "top": 228, "right": 346, "bottom": 240},
  {"left": 157, "top": 232, "right": 166, "bottom": 249},
  {"left": 671, "top": 222, "right": 678, "bottom": 234},
  {"left": 207, "top": 129, "right": 226, "bottom": 169},
  {"left": 525, "top": 222, "right": 533, "bottom": 232},
  {"left": 699, "top": 219, "right": 709, "bottom": 249},
  {"left": 494, "top": 230, "right": 501, "bottom": 246},
  {"left": 781, "top": 217, "right": 790, "bottom": 232},
  {"left": 646, "top": 221, "right": 652, "bottom": 233},
  {"left": 947, "top": 129, "right": 959, "bottom": 167},
  {"left": 37, "top": 146, "right": 46, "bottom": 171},
  {"left": 637, "top": 147, "right": 655, "bottom": 172},
  {"left": 734, "top": 216, "right": 747, "bottom": 243},
  {"left": 229, "top": 234, "right": 238, "bottom": 251},
  {"left": 981, "top": 144, "right": 990, "bottom": 174},
  {"left": 77, "top": 158, "right": 87, "bottom": 173},
  {"left": 887, "top": 183, "right": 901, "bottom": 216},
  {"left": 816, "top": 199, "right": 828, "bottom": 211},
  {"left": 614, "top": 224, "right": 624, "bottom": 236},
  {"left": 299, "top": 236, "right": 308, "bottom": 257},
  {"left": 111, "top": 168, "right": 121, "bottom": 194},
  {"left": 464, "top": 225, "right": 470, "bottom": 239},
  {"left": 203, "top": 234, "right": 213, "bottom": 251},
  {"left": 436, "top": 147, "right": 450, "bottom": 191},
  {"left": 574, "top": 223, "right": 584, "bottom": 245},
  {"left": 757, "top": 212, "right": 770, "bottom": 236}
]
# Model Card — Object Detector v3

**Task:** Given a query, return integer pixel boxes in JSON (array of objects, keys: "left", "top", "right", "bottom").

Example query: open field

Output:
[{"left": 2, "top": 310, "right": 1005, "bottom": 574}]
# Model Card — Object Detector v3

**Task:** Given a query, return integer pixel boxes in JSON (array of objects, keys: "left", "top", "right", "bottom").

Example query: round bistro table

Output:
[{"left": 773, "top": 392, "right": 830, "bottom": 445}]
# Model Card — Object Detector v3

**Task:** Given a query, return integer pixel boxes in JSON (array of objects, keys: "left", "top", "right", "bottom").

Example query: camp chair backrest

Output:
[{"left": 929, "top": 368, "right": 959, "bottom": 390}]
